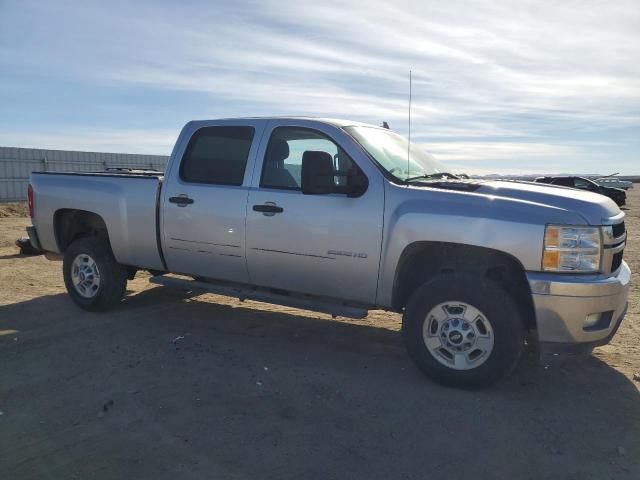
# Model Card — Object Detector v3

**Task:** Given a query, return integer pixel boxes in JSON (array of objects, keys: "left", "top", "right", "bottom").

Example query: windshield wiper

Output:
[{"left": 404, "top": 172, "right": 459, "bottom": 182}]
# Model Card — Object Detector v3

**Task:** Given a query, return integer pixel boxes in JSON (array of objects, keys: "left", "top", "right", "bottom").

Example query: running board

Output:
[{"left": 149, "top": 275, "right": 369, "bottom": 319}]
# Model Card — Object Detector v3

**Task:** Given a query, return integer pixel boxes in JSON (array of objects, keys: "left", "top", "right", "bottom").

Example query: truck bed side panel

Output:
[{"left": 31, "top": 173, "right": 164, "bottom": 270}]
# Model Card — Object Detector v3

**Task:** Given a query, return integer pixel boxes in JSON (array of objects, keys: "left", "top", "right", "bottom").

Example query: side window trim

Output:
[{"left": 178, "top": 125, "right": 256, "bottom": 186}]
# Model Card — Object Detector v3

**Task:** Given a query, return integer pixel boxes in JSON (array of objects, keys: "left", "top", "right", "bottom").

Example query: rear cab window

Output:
[{"left": 180, "top": 126, "right": 255, "bottom": 185}]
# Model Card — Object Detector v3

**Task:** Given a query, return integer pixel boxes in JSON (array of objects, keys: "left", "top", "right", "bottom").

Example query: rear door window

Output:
[{"left": 180, "top": 126, "right": 255, "bottom": 185}]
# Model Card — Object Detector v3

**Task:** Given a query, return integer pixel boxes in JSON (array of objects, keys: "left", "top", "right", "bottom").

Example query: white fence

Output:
[{"left": 0, "top": 146, "right": 169, "bottom": 202}]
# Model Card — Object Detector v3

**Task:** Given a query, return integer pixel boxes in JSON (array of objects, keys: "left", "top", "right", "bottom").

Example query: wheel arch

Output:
[
  {"left": 54, "top": 209, "right": 111, "bottom": 253},
  {"left": 392, "top": 241, "right": 536, "bottom": 332}
]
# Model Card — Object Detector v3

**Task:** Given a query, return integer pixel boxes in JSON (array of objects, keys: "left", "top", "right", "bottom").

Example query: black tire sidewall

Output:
[
  {"left": 63, "top": 236, "right": 127, "bottom": 311},
  {"left": 402, "top": 274, "right": 525, "bottom": 388}
]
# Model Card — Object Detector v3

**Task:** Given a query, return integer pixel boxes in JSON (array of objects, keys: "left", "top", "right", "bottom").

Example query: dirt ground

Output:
[{"left": 1, "top": 191, "right": 638, "bottom": 480}]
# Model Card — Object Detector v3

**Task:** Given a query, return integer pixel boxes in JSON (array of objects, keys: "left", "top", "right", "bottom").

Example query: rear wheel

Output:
[
  {"left": 63, "top": 236, "right": 128, "bottom": 311},
  {"left": 402, "top": 274, "right": 525, "bottom": 388}
]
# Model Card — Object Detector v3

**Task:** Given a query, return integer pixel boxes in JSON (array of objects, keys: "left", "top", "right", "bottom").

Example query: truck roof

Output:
[{"left": 187, "top": 117, "right": 382, "bottom": 129}]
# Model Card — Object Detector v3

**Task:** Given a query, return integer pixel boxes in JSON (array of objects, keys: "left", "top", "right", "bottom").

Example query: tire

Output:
[
  {"left": 63, "top": 236, "right": 128, "bottom": 311},
  {"left": 402, "top": 274, "right": 525, "bottom": 389}
]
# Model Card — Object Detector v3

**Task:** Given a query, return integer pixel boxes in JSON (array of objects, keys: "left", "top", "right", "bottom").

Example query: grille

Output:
[
  {"left": 611, "top": 250, "right": 623, "bottom": 272},
  {"left": 612, "top": 221, "right": 625, "bottom": 238}
]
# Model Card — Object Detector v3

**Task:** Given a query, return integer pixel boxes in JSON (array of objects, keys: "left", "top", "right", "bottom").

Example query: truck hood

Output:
[{"left": 473, "top": 180, "right": 620, "bottom": 224}]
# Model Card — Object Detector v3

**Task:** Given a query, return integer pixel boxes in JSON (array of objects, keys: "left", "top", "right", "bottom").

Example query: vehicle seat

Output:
[{"left": 262, "top": 139, "right": 298, "bottom": 188}]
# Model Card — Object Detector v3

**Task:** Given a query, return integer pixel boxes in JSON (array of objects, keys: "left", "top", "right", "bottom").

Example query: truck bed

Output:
[{"left": 30, "top": 171, "right": 166, "bottom": 271}]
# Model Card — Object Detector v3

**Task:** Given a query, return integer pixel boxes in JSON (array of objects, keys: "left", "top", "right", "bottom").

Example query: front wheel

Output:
[
  {"left": 402, "top": 274, "right": 525, "bottom": 388},
  {"left": 63, "top": 236, "right": 128, "bottom": 311}
]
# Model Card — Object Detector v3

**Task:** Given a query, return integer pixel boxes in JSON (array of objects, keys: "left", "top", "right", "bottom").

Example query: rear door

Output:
[
  {"left": 245, "top": 120, "right": 384, "bottom": 304},
  {"left": 161, "top": 120, "right": 265, "bottom": 282}
]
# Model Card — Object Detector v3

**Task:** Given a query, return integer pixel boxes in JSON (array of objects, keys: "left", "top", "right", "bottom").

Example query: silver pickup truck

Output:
[{"left": 26, "top": 118, "right": 630, "bottom": 388}]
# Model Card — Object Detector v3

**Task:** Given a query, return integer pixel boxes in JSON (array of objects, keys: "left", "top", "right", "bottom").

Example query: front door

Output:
[
  {"left": 246, "top": 122, "right": 384, "bottom": 304},
  {"left": 162, "top": 121, "right": 264, "bottom": 283}
]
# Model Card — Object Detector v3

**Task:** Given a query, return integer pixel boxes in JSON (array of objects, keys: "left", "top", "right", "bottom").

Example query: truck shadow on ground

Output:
[
  {"left": 0, "top": 253, "right": 28, "bottom": 260},
  {"left": 1, "top": 287, "right": 639, "bottom": 478}
]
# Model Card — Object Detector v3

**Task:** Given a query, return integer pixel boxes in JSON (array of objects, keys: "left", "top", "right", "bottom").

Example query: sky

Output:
[{"left": 1, "top": 0, "right": 639, "bottom": 175}]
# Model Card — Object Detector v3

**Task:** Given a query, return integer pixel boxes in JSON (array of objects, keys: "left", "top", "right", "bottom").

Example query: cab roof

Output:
[{"left": 189, "top": 117, "right": 383, "bottom": 129}]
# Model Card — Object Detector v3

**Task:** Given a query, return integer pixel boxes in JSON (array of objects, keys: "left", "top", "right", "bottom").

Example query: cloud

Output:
[
  {"left": 1, "top": 0, "right": 638, "bottom": 173},
  {"left": 0, "top": 129, "right": 177, "bottom": 155}
]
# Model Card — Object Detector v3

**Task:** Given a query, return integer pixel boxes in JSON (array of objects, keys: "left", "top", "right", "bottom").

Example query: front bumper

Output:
[{"left": 527, "top": 261, "right": 631, "bottom": 356}]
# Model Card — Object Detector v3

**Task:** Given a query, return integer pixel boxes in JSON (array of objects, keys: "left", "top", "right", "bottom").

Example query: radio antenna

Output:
[{"left": 407, "top": 70, "right": 412, "bottom": 184}]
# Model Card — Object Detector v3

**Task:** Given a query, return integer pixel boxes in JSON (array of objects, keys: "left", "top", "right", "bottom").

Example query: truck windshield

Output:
[{"left": 344, "top": 126, "right": 451, "bottom": 182}]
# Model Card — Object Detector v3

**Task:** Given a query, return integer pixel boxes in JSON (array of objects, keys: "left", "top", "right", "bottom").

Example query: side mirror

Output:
[{"left": 301, "top": 151, "right": 335, "bottom": 195}]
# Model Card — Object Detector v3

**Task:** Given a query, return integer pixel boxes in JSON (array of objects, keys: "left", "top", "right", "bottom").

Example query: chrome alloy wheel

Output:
[
  {"left": 422, "top": 301, "right": 494, "bottom": 370},
  {"left": 70, "top": 254, "right": 101, "bottom": 298}
]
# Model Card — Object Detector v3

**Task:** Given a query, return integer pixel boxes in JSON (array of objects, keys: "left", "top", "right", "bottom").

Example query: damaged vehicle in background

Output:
[
  {"left": 25, "top": 118, "right": 630, "bottom": 388},
  {"left": 535, "top": 175, "right": 627, "bottom": 206},
  {"left": 594, "top": 176, "right": 633, "bottom": 191}
]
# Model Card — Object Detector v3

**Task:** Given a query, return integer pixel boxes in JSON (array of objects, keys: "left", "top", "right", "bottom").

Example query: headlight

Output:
[{"left": 542, "top": 225, "right": 601, "bottom": 272}]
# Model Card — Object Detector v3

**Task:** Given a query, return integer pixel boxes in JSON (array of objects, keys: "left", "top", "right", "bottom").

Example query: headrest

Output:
[{"left": 269, "top": 139, "right": 290, "bottom": 165}]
